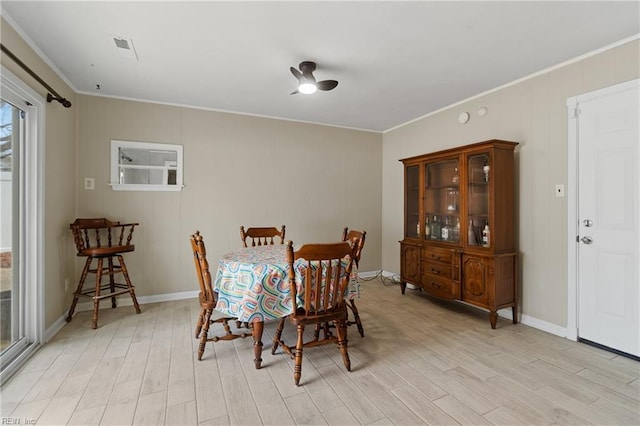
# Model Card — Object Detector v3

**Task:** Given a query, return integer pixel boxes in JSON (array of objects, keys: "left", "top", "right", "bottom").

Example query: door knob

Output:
[{"left": 580, "top": 236, "right": 593, "bottom": 244}]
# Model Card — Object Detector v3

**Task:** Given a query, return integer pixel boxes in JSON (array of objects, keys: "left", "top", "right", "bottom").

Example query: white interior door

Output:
[{"left": 576, "top": 80, "right": 639, "bottom": 357}]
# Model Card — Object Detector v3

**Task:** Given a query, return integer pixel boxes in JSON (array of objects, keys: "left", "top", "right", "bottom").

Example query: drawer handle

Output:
[
  {"left": 431, "top": 268, "right": 441, "bottom": 274},
  {"left": 430, "top": 282, "right": 441, "bottom": 289},
  {"left": 431, "top": 254, "right": 441, "bottom": 260}
]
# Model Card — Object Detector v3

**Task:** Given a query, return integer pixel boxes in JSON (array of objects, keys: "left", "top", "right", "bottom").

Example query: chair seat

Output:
[{"left": 79, "top": 245, "right": 135, "bottom": 257}]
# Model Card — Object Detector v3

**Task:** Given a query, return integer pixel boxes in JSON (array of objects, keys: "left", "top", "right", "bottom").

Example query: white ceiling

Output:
[{"left": 2, "top": 1, "right": 639, "bottom": 132}]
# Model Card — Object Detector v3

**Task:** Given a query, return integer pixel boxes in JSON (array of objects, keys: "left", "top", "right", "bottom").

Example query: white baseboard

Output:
[
  {"left": 44, "top": 315, "right": 67, "bottom": 342},
  {"left": 383, "top": 270, "right": 569, "bottom": 338},
  {"left": 358, "top": 270, "right": 384, "bottom": 279},
  {"left": 517, "top": 313, "right": 568, "bottom": 338},
  {"left": 380, "top": 270, "right": 398, "bottom": 279},
  {"left": 46, "top": 289, "right": 199, "bottom": 341},
  {"left": 45, "top": 274, "right": 568, "bottom": 343}
]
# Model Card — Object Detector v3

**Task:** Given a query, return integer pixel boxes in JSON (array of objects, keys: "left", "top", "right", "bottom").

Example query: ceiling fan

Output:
[{"left": 290, "top": 61, "right": 338, "bottom": 95}]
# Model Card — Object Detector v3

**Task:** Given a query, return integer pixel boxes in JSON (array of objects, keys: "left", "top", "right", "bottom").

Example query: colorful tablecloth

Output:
[{"left": 213, "top": 245, "right": 359, "bottom": 322}]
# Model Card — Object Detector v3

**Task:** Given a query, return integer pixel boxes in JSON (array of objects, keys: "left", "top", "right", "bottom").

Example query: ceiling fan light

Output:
[{"left": 298, "top": 82, "right": 317, "bottom": 94}]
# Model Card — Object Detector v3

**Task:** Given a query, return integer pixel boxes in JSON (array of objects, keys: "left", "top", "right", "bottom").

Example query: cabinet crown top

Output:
[{"left": 400, "top": 139, "right": 518, "bottom": 163}]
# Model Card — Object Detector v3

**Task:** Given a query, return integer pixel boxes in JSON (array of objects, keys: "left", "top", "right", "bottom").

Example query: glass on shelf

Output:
[
  {"left": 451, "top": 217, "right": 461, "bottom": 242},
  {"left": 482, "top": 221, "right": 490, "bottom": 247},
  {"left": 424, "top": 215, "right": 431, "bottom": 239},
  {"left": 430, "top": 215, "right": 441, "bottom": 241},
  {"left": 446, "top": 189, "right": 458, "bottom": 212},
  {"left": 467, "top": 217, "right": 488, "bottom": 246},
  {"left": 441, "top": 216, "right": 451, "bottom": 241},
  {"left": 424, "top": 214, "right": 461, "bottom": 243}
]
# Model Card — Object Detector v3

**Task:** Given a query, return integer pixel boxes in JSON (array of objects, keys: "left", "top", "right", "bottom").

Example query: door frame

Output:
[
  {"left": 566, "top": 78, "right": 639, "bottom": 342},
  {"left": 0, "top": 66, "right": 45, "bottom": 384}
]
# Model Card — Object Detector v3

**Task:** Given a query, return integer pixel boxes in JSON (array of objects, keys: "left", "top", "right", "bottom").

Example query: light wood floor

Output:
[{"left": 1, "top": 276, "right": 639, "bottom": 425}]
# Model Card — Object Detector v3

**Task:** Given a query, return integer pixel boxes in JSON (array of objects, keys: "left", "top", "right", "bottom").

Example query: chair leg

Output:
[
  {"left": 222, "top": 318, "right": 234, "bottom": 337},
  {"left": 335, "top": 319, "right": 351, "bottom": 372},
  {"left": 348, "top": 300, "right": 364, "bottom": 337},
  {"left": 119, "top": 255, "right": 141, "bottom": 314},
  {"left": 323, "top": 322, "right": 332, "bottom": 339},
  {"left": 67, "top": 257, "right": 92, "bottom": 322},
  {"left": 198, "top": 308, "right": 213, "bottom": 361},
  {"left": 313, "top": 324, "right": 321, "bottom": 341},
  {"left": 294, "top": 324, "right": 305, "bottom": 386},
  {"left": 271, "top": 318, "right": 286, "bottom": 355},
  {"left": 107, "top": 257, "right": 117, "bottom": 308},
  {"left": 195, "top": 307, "right": 205, "bottom": 338},
  {"left": 91, "top": 258, "right": 104, "bottom": 329}
]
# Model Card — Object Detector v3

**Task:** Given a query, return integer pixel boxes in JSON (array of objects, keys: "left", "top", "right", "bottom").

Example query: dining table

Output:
[{"left": 213, "top": 244, "right": 359, "bottom": 369}]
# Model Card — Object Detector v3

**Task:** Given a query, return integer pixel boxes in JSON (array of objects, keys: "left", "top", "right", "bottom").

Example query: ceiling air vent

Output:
[{"left": 113, "top": 36, "right": 138, "bottom": 60}]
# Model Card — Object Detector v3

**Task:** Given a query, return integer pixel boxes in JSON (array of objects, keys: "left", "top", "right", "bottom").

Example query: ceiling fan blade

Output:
[
  {"left": 316, "top": 80, "right": 338, "bottom": 91},
  {"left": 290, "top": 67, "right": 302, "bottom": 81}
]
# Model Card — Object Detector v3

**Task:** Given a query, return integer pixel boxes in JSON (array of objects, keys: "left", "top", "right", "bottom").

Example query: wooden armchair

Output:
[
  {"left": 240, "top": 225, "right": 286, "bottom": 247},
  {"left": 67, "top": 218, "right": 141, "bottom": 329},
  {"left": 271, "top": 240, "right": 356, "bottom": 386},
  {"left": 191, "top": 231, "right": 249, "bottom": 360},
  {"left": 342, "top": 227, "right": 367, "bottom": 337}
]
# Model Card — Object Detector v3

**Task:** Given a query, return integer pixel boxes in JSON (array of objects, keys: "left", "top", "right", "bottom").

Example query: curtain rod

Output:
[{"left": 1, "top": 43, "right": 72, "bottom": 108}]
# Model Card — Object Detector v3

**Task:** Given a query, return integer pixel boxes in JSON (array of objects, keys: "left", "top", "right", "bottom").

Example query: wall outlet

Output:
[
  {"left": 555, "top": 184, "right": 565, "bottom": 197},
  {"left": 64, "top": 278, "right": 69, "bottom": 292},
  {"left": 84, "top": 177, "right": 95, "bottom": 190}
]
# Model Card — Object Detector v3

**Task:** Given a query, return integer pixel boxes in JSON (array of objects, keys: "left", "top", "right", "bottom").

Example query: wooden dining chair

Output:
[
  {"left": 271, "top": 240, "right": 356, "bottom": 386},
  {"left": 342, "top": 227, "right": 367, "bottom": 337},
  {"left": 67, "top": 218, "right": 141, "bottom": 329},
  {"left": 191, "top": 231, "right": 249, "bottom": 360},
  {"left": 240, "top": 225, "right": 286, "bottom": 247}
]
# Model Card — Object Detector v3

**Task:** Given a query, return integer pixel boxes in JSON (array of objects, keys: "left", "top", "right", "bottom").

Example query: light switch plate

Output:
[
  {"left": 84, "top": 177, "right": 95, "bottom": 190},
  {"left": 555, "top": 184, "right": 565, "bottom": 197}
]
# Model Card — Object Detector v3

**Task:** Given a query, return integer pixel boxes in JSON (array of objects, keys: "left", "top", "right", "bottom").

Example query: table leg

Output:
[{"left": 252, "top": 320, "right": 264, "bottom": 369}]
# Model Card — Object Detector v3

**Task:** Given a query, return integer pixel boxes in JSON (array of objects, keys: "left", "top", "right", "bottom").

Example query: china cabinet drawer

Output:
[
  {"left": 423, "top": 260, "right": 453, "bottom": 280},
  {"left": 422, "top": 275, "right": 457, "bottom": 299},
  {"left": 423, "top": 246, "right": 455, "bottom": 264}
]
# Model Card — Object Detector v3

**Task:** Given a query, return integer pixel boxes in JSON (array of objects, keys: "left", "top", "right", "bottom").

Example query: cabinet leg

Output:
[
  {"left": 489, "top": 311, "right": 498, "bottom": 329},
  {"left": 400, "top": 281, "right": 406, "bottom": 294},
  {"left": 512, "top": 305, "right": 518, "bottom": 324}
]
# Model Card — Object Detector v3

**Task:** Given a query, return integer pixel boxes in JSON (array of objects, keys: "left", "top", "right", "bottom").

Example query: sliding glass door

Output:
[
  {"left": 0, "top": 99, "right": 25, "bottom": 360},
  {"left": 0, "top": 67, "right": 44, "bottom": 384}
]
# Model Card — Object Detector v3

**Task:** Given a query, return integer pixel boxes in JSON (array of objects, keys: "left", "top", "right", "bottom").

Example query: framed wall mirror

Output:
[{"left": 110, "top": 140, "right": 184, "bottom": 191}]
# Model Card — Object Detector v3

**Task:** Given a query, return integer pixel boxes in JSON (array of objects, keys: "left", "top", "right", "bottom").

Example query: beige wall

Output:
[
  {"left": 1, "top": 18, "right": 77, "bottom": 329},
  {"left": 381, "top": 39, "right": 640, "bottom": 328},
  {"left": 75, "top": 95, "right": 382, "bottom": 299}
]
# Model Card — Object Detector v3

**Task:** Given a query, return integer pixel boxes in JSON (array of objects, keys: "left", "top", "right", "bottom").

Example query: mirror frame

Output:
[{"left": 109, "top": 140, "right": 184, "bottom": 191}]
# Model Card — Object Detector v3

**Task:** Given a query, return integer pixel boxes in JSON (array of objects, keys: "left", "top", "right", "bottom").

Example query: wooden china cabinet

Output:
[{"left": 399, "top": 139, "right": 518, "bottom": 328}]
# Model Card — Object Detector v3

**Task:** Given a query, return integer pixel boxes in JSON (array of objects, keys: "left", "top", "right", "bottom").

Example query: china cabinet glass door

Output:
[
  {"left": 405, "top": 165, "right": 420, "bottom": 238},
  {"left": 467, "top": 153, "right": 490, "bottom": 247},
  {"left": 424, "top": 158, "right": 460, "bottom": 243}
]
